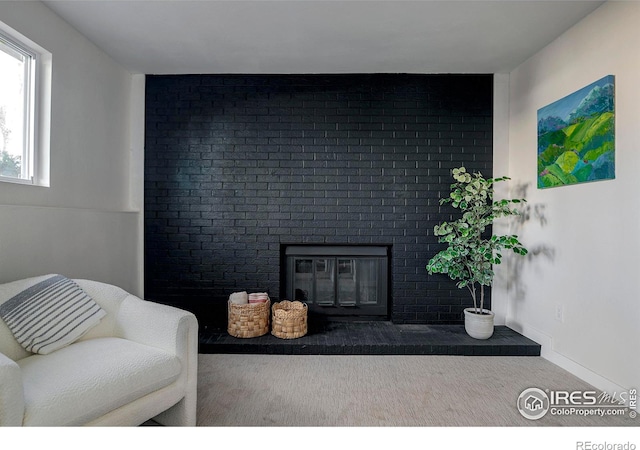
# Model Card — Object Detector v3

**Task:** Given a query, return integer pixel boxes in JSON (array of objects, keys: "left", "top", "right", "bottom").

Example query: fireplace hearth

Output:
[
  {"left": 199, "top": 321, "right": 542, "bottom": 356},
  {"left": 283, "top": 245, "right": 390, "bottom": 320}
]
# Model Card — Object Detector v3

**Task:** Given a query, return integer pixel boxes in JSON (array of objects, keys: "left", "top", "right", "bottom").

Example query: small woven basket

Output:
[
  {"left": 227, "top": 299, "right": 270, "bottom": 338},
  {"left": 271, "top": 300, "right": 308, "bottom": 339}
]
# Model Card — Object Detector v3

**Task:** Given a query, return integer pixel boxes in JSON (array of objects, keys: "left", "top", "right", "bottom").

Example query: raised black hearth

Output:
[
  {"left": 199, "top": 322, "right": 542, "bottom": 356},
  {"left": 283, "top": 245, "right": 390, "bottom": 320}
]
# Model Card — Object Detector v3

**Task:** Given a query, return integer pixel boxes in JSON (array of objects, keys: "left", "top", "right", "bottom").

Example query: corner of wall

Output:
[
  {"left": 491, "top": 73, "right": 511, "bottom": 325},
  {"left": 128, "top": 73, "right": 146, "bottom": 297}
]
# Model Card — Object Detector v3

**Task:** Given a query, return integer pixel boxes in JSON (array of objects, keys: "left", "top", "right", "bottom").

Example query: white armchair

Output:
[{"left": 0, "top": 276, "right": 198, "bottom": 426}]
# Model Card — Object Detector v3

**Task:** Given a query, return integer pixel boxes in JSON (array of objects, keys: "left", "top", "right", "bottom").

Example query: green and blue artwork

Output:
[{"left": 537, "top": 75, "right": 615, "bottom": 189}]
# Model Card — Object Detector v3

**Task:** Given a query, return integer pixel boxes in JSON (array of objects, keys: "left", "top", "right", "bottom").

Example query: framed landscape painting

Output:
[{"left": 537, "top": 75, "right": 615, "bottom": 189}]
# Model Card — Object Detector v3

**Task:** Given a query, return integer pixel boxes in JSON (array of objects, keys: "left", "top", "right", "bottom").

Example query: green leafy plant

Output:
[{"left": 426, "top": 167, "right": 528, "bottom": 314}]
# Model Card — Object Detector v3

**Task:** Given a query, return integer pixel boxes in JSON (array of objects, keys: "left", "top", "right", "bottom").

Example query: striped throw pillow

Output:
[{"left": 0, "top": 275, "right": 106, "bottom": 355}]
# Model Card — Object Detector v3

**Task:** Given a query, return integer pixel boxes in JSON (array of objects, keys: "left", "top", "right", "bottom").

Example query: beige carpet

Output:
[{"left": 196, "top": 354, "right": 638, "bottom": 427}]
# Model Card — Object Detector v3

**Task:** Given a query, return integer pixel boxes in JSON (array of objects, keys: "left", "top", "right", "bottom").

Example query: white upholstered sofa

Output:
[{"left": 0, "top": 275, "right": 198, "bottom": 426}]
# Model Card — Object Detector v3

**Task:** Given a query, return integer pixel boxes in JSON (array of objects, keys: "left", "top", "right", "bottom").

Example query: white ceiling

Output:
[{"left": 43, "top": 0, "right": 606, "bottom": 75}]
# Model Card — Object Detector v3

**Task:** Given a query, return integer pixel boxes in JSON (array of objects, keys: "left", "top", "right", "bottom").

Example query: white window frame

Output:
[{"left": 0, "top": 22, "right": 51, "bottom": 187}]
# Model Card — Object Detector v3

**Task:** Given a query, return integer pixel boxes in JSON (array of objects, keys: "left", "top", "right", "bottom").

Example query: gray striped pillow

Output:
[{"left": 0, "top": 275, "right": 106, "bottom": 355}]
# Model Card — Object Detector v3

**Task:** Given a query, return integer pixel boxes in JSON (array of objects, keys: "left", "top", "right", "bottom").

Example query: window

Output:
[{"left": 0, "top": 23, "right": 50, "bottom": 186}]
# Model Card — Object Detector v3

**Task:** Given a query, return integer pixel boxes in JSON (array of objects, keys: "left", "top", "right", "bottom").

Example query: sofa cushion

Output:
[
  {"left": 17, "top": 337, "right": 182, "bottom": 426},
  {"left": 0, "top": 275, "right": 106, "bottom": 355}
]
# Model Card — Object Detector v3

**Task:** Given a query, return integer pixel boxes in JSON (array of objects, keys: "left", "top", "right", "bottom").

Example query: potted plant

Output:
[{"left": 426, "top": 166, "right": 528, "bottom": 339}]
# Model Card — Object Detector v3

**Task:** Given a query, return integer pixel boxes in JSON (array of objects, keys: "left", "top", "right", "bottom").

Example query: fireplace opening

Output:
[{"left": 282, "top": 245, "right": 390, "bottom": 320}]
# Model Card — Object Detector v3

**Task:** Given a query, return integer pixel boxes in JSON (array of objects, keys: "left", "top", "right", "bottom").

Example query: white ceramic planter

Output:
[{"left": 463, "top": 308, "right": 495, "bottom": 339}]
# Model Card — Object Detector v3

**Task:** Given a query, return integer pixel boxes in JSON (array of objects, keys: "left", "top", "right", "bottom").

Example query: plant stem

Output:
[
  {"left": 465, "top": 263, "right": 478, "bottom": 311},
  {"left": 467, "top": 283, "right": 477, "bottom": 311}
]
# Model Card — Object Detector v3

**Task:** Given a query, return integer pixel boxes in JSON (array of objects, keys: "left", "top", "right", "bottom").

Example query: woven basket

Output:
[
  {"left": 271, "top": 300, "right": 308, "bottom": 339},
  {"left": 227, "top": 299, "right": 270, "bottom": 338}
]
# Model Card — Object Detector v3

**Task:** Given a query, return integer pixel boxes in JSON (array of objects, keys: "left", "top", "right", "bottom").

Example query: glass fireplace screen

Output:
[{"left": 285, "top": 246, "right": 388, "bottom": 317}]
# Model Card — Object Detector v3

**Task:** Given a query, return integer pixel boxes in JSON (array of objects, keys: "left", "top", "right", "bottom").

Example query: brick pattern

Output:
[{"left": 144, "top": 74, "right": 493, "bottom": 327}]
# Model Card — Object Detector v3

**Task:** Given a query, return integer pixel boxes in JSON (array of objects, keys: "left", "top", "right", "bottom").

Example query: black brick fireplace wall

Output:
[{"left": 144, "top": 74, "right": 493, "bottom": 328}]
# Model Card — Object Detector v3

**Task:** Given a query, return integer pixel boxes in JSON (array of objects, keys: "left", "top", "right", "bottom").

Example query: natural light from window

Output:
[
  {"left": 0, "top": 32, "right": 34, "bottom": 182},
  {"left": 0, "top": 23, "right": 50, "bottom": 187}
]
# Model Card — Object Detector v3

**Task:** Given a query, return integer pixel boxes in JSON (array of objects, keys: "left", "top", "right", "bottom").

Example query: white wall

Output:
[
  {"left": 0, "top": 2, "right": 143, "bottom": 295},
  {"left": 497, "top": 1, "right": 640, "bottom": 392}
]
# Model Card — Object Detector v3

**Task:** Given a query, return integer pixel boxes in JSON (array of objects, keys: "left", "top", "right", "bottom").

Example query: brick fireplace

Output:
[{"left": 144, "top": 74, "right": 493, "bottom": 329}]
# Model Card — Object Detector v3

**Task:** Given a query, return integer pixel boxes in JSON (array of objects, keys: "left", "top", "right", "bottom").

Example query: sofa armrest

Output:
[
  {"left": 114, "top": 295, "right": 198, "bottom": 425},
  {"left": 114, "top": 295, "right": 198, "bottom": 356},
  {"left": 0, "top": 351, "right": 25, "bottom": 426}
]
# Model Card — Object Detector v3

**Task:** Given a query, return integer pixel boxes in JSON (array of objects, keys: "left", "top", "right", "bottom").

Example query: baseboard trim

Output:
[{"left": 513, "top": 322, "right": 628, "bottom": 395}]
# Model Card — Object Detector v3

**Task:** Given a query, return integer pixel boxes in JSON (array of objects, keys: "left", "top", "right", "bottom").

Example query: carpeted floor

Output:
[{"left": 196, "top": 354, "right": 638, "bottom": 427}]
